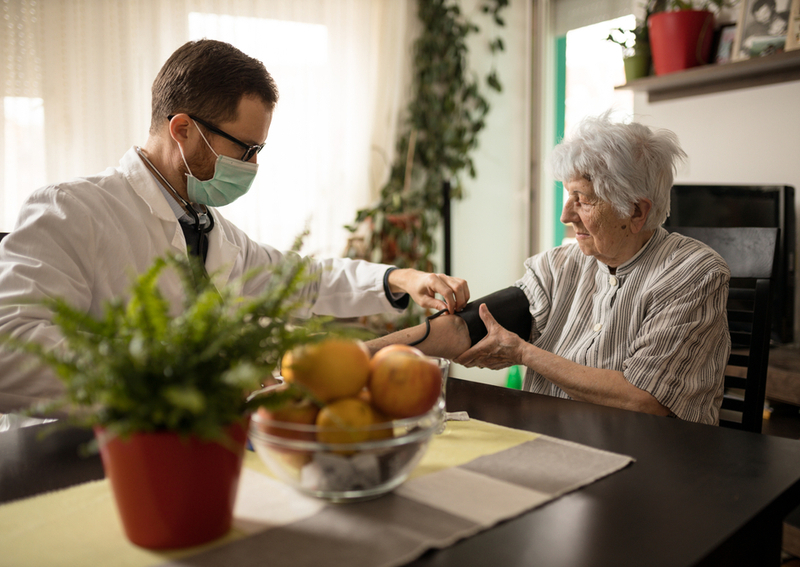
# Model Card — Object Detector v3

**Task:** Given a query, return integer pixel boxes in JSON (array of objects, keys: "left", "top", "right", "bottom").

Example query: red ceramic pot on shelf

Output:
[
  {"left": 94, "top": 419, "right": 249, "bottom": 550},
  {"left": 648, "top": 10, "right": 715, "bottom": 75}
]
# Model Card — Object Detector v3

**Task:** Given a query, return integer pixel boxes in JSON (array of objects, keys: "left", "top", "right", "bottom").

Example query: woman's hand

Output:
[{"left": 455, "top": 304, "right": 525, "bottom": 370}]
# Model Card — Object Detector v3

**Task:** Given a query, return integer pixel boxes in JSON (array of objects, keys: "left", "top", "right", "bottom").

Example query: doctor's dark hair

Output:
[
  {"left": 149, "top": 39, "right": 279, "bottom": 134},
  {"left": 549, "top": 111, "right": 687, "bottom": 231}
]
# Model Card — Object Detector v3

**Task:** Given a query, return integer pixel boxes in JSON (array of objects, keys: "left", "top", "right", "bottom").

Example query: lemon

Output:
[
  {"left": 282, "top": 338, "right": 371, "bottom": 403},
  {"left": 315, "top": 397, "right": 375, "bottom": 445}
]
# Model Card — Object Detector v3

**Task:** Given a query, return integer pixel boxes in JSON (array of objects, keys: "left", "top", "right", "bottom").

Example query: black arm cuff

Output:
[
  {"left": 456, "top": 286, "right": 532, "bottom": 346},
  {"left": 383, "top": 267, "right": 410, "bottom": 310}
]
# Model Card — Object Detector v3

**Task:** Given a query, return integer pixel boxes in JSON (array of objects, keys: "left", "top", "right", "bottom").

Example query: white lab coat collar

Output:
[
  {"left": 120, "top": 147, "right": 177, "bottom": 223},
  {"left": 205, "top": 222, "right": 240, "bottom": 290},
  {"left": 119, "top": 147, "right": 240, "bottom": 288}
]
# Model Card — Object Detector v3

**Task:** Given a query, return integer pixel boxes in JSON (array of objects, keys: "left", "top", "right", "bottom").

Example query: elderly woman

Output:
[{"left": 369, "top": 113, "right": 731, "bottom": 425}]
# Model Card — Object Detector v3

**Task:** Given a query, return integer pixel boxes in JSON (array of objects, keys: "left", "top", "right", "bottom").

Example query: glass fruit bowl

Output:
[{"left": 249, "top": 403, "right": 443, "bottom": 503}]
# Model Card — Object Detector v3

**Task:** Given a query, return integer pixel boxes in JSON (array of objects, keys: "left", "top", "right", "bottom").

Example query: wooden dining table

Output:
[{"left": 3, "top": 377, "right": 800, "bottom": 567}]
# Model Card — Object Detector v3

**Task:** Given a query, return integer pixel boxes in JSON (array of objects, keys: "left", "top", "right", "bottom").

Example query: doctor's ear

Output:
[{"left": 167, "top": 114, "right": 194, "bottom": 145}]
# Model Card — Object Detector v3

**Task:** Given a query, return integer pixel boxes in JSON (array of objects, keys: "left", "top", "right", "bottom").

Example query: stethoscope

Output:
[{"left": 135, "top": 146, "right": 215, "bottom": 257}]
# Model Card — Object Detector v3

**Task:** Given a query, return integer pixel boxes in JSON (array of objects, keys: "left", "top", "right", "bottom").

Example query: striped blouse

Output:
[{"left": 515, "top": 227, "right": 731, "bottom": 425}]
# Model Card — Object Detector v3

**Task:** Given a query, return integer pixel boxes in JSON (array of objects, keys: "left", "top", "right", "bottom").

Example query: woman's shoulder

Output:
[
  {"left": 662, "top": 229, "right": 727, "bottom": 261},
  {"left": 519, "top": 243, "right": 598, "bottom": 293},
  {"left": 524, "top": 241, "right": 593, "bottom": 272},
  {"left": 651, "top": 229, "right": 731, "bottom": 279}
]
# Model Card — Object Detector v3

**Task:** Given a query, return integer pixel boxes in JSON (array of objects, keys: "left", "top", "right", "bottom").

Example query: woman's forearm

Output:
[
  {"left": 365, "top": 314, "right": 471, "bottom": 360},
  {"left": 519, "top": 344, "right": 669, "bottom": 416}
]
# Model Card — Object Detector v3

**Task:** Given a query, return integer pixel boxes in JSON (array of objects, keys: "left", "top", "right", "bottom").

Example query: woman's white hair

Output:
[{"left": 550, "top": 111, "right": 687, "bottom": 230}]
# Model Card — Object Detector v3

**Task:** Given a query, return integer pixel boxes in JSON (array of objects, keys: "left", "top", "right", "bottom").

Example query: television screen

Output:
[{"left": 664, "top": 184, "right": 795, "bottom": 345}]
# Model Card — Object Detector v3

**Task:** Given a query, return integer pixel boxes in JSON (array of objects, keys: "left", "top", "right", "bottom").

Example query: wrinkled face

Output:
[{"left": 560, "top": 177, "right": 633, "bottom": 267}]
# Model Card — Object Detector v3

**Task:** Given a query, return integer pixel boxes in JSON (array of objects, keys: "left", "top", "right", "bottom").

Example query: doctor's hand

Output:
[
  {"left": 387, "top": 269, "right": 470, "bottom": 314},
  {"left": 455, "top": 304, "right": 525, "bottom": 370}
]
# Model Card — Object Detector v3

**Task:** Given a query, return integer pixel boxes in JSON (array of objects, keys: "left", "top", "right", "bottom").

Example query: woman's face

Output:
[{"left": 560, "top": 177, "right": 634, "bottom": 267}]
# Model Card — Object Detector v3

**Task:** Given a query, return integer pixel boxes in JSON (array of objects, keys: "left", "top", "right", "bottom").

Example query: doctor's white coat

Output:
[{"left": 0, "top": 147, "right": 400, "bottom": 412}]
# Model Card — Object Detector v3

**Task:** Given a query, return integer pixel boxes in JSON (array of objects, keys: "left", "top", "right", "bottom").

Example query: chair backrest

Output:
[{"left": 666, "top": 227, "right": 778, "bottom": 433}]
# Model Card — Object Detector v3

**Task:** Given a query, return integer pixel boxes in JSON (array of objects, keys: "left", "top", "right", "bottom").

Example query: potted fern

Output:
[{"left": 11, "top": 249, "right": 328, "bottom": 549}]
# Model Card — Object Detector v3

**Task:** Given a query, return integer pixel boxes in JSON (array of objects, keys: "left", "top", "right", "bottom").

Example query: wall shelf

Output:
[{"left": 616, "top": 49, "right": 800, "bottom": 102}]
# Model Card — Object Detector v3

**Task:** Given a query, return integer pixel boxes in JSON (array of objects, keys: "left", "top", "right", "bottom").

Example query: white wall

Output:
[
  {"left": 634, "top": 79, "right": 800, "bottom": 341},
  {"left": 446, "top": 6, "right": 800, "bottom": 383},
  {"left": 448, "top": 0, "right": 532, "bottom": 386}
]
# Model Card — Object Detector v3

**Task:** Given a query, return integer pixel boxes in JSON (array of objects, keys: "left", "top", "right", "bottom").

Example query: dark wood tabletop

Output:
[{"left": 3, "top": 377, "right": 800, "bottom": 567}]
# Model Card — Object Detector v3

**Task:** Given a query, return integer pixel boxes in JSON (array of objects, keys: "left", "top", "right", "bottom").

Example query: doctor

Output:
[{"left": 0, "top": 39, "right": 469, "bottom": 414}]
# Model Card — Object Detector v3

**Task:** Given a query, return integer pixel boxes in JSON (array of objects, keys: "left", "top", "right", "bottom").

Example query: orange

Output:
[
  {"left": 256, "top": 399, "right": 319, "bottom": 442},
  {"left": 280, "top": 350, "right": 294, "bottom": 382},
  {"left": 367, "top": 405, "right": 394, "bottom": 441},
  {"left": 282, "top": 338, "right": 371, "bottom": 402},
  {"left": 315, "top": 397, "right": 375, "bottom": 445}
]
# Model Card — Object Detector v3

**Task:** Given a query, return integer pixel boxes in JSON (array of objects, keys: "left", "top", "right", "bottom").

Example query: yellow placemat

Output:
[
  {"left": 0, "top": 477, "right": 247, "bottom": 567},
  {"left": 0, "top": 419, "right": 537, "bottom": 567},
  {"left": 411, "top": 418, "right": 538, "bottom": 479}
]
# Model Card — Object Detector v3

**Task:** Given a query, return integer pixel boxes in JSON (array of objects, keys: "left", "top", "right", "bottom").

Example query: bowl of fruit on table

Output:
[{"left": 249, "top": 340, "right": 446, "bottom": 502}]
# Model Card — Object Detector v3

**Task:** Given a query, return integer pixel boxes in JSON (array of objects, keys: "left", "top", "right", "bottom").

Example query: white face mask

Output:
[{"left": 178, "top": 121, "right": 259, "bottom": 207}]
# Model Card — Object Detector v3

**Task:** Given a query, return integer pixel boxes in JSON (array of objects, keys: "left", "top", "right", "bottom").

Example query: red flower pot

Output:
[
  {"left": 95, "top": 420, "right": 248, "bottom": 549},
  {"left": 648, "top": 10, "right": 715, "bottom": 76}
]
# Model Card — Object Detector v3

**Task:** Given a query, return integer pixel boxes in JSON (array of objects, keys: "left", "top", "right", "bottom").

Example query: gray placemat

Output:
[{"left": 159, "top": 435, "right": 634, "bottom": 567}]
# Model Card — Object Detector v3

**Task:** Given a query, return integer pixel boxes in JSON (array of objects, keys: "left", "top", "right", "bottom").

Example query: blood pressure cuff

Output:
[{"left": 455, "top": 286, "right": 532, "bottom": 346}]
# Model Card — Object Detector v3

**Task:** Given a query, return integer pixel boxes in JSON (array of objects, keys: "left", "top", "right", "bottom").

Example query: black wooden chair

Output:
[{"left": 666, "top": 226, "right": 778, "bottom": 433}]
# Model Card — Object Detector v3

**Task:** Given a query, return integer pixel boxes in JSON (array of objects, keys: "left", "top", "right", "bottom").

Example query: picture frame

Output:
[
  {"left": 787, "top": 0, "right": 800, "bottom": 50},
  {"left": 715, "top": 24, "right": 739, "bottom": 63},
  {"left": 733, "top": 0, "right": 791, "bottom": 60}
]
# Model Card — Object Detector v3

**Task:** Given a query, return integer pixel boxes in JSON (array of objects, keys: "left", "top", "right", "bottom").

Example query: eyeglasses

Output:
[{"left": 168, "top": 114, "right": 266, "bottom": 162}]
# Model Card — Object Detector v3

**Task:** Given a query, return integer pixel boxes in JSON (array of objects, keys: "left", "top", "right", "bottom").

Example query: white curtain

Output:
[{"left": 0, "top": 0, "right": 417, "bottom": 257}]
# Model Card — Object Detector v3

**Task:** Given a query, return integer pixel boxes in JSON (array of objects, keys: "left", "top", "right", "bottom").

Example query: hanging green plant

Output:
[{"left": 345, "top": 0, "right": 507, "bottom": 332}]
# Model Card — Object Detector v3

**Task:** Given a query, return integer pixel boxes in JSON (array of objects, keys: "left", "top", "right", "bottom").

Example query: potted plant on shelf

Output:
[
  {"left": 606, "top": 13, "right": 653, "bottom": 82},
  {"left": 648, "top": 0, "right": 729, "bottom": 75},
  {"left": 10, "top": 250, "right": 328, "bottom": 550}
]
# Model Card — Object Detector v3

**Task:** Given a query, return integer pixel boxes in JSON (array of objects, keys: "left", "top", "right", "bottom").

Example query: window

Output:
[
  {"left": 558, "top": 15, "right": 635, "bottom": 244},
  {"left": 565, "top": 15, "right": 634, "bottom": 134},
  {"left": 1, "top": 2, "right": 403, "bottom": 259},
  {"left": 188, "top": 14, "right": 338, "bottom": 255},
  {"left": 3, "top": 97, "right": 45, "bottom": 231}
]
